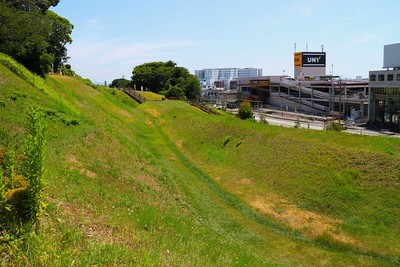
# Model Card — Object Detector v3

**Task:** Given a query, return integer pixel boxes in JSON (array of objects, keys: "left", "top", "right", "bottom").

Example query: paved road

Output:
[{"left": 250, "top": 109, "right": 400, "bottom": 137}]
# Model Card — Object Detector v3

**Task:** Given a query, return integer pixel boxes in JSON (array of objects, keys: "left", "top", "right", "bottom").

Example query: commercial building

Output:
[
  {"left": 221, "top": 50, "right": 368, "bottom": 120},
  {"left": 369, "top": 43, "right": 400, "bottom": 129},
  {"left": 198, "top": 49, "right": 371, "bottom": 121},
  {"left": 232, "top": 75, "right": 368, "bottom": 119},
  {"left": 195, "top": 68, "right": 263, "bottom": 90},
  {"left": 294, "top": 51, "right": 326, "bottom": 79}
]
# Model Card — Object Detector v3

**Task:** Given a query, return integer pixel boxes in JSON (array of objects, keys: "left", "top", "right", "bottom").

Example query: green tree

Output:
[
  {"left": 161, "top": 84, "right": 186, "bottom": 100},
  {"left": 46, "top": 10, "right": 73, "bottom": 72},
  {"left": 2, "top": 0, "right": 60, "bottom": 12},
  {"left": 183, "top": 74, "right": 201, "bottom": 100},
  {"left": 0, "top": 1, "right": 72, "bottom": 76},
  {"left": 0, "top": 4, "right": 52, "bottom": 76},
  {"left": 131, "top": 61, "right": 170, "bottom": 93},
  {"left": 110, "top": 78, "right": 131, "bottom": 89},
  {"left": 131, "top": 61, "right": 201, "bottom": 99},
  {"left": 238, "top": 100, "right": 253, "bottom": 120}
]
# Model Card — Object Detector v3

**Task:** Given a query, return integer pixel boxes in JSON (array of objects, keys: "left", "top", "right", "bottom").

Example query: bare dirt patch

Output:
[
  {"left": 66, "top": 155, "right": 97, "bottom": 179},
  {"left": 136, "top": 174, "right": 161, "bottom": 192},
  {"left": 56, "top": 200, "right": 127, "bottom": 245},
  {"left": 145, "top": 109, "right": 160, "bottom": 118},
  {"left": 115, "top": 108, "right": 134, "bottom": 120},
  {"left": 176, "top": 140, "right": 183, "bottom": 148},
  {"left": 250, "top": 193, "right": 361, "bottom": 246},
  {"left": 235, "top": 178, "right": 252, "bottom": 185}
]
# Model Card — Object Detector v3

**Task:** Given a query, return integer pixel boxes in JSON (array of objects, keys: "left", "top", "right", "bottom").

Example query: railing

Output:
[
  {"left": 123, "top": 88, "right": 218, "bottom": 115},
  {"left": 187, "top": 100, "right": 219, "bottom": 115},
  {"left": 123, "top": 88, "right": 146, "bottom": 103}
]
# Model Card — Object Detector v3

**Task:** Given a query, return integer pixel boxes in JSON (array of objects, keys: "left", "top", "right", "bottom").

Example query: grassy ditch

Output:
[
  {"left": 0, "top": 55, "right": 398, "bottom": 266},
  {"left": 149, "top": 100, "right": 400, "bottom": 263}
]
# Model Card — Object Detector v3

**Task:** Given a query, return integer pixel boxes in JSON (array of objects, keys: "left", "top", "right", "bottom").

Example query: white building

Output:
[{"left": 195, "top": 68, "right": 263, "bottom": 90}]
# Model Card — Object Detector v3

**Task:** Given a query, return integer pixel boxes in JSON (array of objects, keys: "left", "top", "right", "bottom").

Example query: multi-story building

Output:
[
  {"left": 369, "top": 43, "right": 400, "bottom": 129},
  {"left": 369, "top": 69, "right": 400, "bottom": 128},
  {"left": 195, "top": 68, "right": 263, "bottom": 90},
  {"left": 294, "top": 51, "right": 326, "bottom": 79}
]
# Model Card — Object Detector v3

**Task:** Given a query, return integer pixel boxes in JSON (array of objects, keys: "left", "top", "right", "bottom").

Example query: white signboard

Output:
[{"left": 383, "top": 43, "right": 400, "bottom": 68}]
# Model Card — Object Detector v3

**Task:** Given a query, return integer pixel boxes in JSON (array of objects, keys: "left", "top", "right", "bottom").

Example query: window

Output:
[
  {"left": 397, "top": 74, "right": 400, "bottom": 81},
  {"left": 378, "top": 74, "right": 385, "bottom": 81},
  {"left": 388, "top": 74, "right": 394, "bottom": 81},
  {"left": 370, "top": 74, "right": 376, "bottom": 81}
]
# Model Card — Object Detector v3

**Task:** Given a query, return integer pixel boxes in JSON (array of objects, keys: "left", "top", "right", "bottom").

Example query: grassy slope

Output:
[
  {"left": 137, "top": 91, "right": 165, "bottom": 101},
  {"left": 0, "top": 56, "right": 398, "bottom": 266},
  {"left": 152, "top": 100, "right": 400, "bottom": 260}
]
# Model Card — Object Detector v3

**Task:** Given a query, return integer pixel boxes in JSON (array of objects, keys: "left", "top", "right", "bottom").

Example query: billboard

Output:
[
  {"left": 294, "top": 52, "right": 302, "bottom": 67},
  {"left": 383, "top": 43, "right": 400, "bottom": 68},
  {"left": 301, "top": 52, "right": 326, "bottom": 67}
]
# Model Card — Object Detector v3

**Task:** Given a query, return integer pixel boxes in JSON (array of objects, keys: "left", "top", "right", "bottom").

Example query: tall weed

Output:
[{"left": 22, "top": 105, "right": 46, "bottom": 227}]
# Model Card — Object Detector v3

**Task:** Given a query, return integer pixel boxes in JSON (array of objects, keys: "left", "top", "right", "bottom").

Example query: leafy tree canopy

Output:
[
  {"left": 46, "top": 10, "right": 74, "bottom": 72},
  {"left": 238, "top": 100, "right": 253, "bottom": 120},
  {"left": 110, "top": 78, "right": 131, "bottom": 89},
  {"left": 0, "top": 0, "right": 73, "bottom": 76},
  {"left": 131, "top": 61, "right": 201, "bottom": 99},
  {"left": 2, "top": 0, "right": 59, "bottom": 12}
]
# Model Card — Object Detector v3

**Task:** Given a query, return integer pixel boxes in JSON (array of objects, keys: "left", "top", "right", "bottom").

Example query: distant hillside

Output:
[{"left": 0, "top": 53, "right": 398, "bottom": 266}]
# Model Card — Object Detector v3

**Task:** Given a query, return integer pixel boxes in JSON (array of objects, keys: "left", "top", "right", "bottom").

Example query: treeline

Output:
[
  {"left": 0, "top": 0, "right": 73, "bottom": 77},
  {"left": 111, "top": 61, "right": 202, "bottom": 100}
]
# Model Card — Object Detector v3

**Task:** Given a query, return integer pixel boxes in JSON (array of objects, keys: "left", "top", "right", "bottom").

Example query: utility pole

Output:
[{"left": 330, "top": 64, "right": 334, "bottom": 114}]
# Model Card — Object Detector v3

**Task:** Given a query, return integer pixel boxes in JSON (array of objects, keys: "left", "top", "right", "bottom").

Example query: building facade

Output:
[
  {"left": 195, "top": 68, "right": 263, "bottom": 90},
  {"left": 368, "top": 43, "right": 400, "bottom": 129},
  {"left": 294, "top": 52, "right": 326, "bottom": 79},
  {"left": 369, "top": 69, "right": 400, "bottom": 128}
]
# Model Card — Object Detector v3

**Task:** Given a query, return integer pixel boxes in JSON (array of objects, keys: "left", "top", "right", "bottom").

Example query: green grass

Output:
[
  {"left": 151, "top": 100, "right": 400, "bottom": 261},
  {"left": 137, "top": 91, "right": 165, "bottom": 101},
  {"left": 0, "top": 54, "right": 399, "bottom": 266}
]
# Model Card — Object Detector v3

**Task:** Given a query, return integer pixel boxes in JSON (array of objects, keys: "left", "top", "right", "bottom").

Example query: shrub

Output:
[
  {"left": 324, "top": 121, "right": 344, "bottom": 132},
  {"left": 161, "top": 84, "right": 186, "bottom": 100},
  {"left": 238, "top": 101, "right": 253, "bottom": 120}
]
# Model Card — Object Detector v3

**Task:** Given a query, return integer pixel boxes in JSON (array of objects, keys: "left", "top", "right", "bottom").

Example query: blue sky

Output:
[{"left": 52, "top": 0, "right": 400, "bottom": 84}]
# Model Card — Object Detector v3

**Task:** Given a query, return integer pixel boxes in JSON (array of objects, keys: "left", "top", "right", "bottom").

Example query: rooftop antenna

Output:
[
  {"left": 321, "top": 45, "right": 324, "bottom": 52},
  {"left": 294, "top": 43, "right": 297, "bottom": 53},
  {"left": 306, "top": 43, "right": 308, "bottom": 52}
]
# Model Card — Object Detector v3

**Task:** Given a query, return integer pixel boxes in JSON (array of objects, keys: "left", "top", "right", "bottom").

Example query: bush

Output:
[
  {"left": 324, "top": 121, "right": 344, "bottom": 132},
  {"left": 238, "top": 101, "right": 253, "bottom": 120},
  {"left": 161, "top": 85, "right": 186, "bottom": 100}
]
